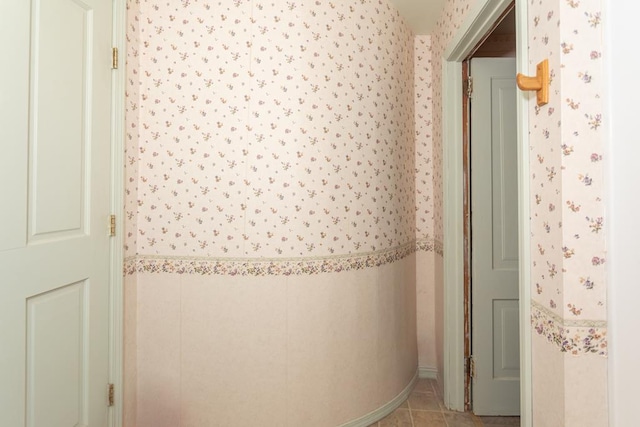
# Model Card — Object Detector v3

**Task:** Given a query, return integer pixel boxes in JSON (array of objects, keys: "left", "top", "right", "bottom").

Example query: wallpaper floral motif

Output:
[
  {"left": 527, "top": 0, "right": 607, "bottom": 350},
  {"left": 125, "top": 0, "right": 417, "bottom": 263}
]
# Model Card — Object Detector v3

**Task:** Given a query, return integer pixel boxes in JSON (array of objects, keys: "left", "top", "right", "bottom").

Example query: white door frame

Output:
[
  {"left": 109, "top": 0, "right": 126, "bottom": 426},
  {"left": 441, "top": 0, "right": 532, "bottom": 425}
]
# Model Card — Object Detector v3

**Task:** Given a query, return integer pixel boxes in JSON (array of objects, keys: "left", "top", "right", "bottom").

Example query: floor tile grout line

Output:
[{"left": 406, "top": 384, "right": 415, "bottom": 427}]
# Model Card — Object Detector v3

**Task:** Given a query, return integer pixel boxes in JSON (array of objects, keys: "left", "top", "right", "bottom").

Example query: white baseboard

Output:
[
  {"left": 418, "top": 366, "right": 438, "bottom": 380},
  {"left": 339, "top": 368, "right": 419, "bottom": 427}
]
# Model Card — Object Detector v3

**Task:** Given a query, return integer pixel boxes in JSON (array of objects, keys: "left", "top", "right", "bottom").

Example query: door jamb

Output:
[
  {"left": 461, "top": 59, "right": 472, "bottom": 412},
  {"left": 441, "top": 0, "right": 532, "bottom": 425},
  {"left": 109, "top": 0, "right": 126, "bottom": 426}
]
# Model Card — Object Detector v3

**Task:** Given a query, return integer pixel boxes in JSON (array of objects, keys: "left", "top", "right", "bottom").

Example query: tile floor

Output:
[{"left": 367, "top": 379, "right": 520, "bottom": 427}]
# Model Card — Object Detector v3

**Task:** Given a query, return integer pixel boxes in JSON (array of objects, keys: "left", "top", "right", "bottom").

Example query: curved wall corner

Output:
[{"left": 123, "top": 0, "right": 421, "bottom": 425}]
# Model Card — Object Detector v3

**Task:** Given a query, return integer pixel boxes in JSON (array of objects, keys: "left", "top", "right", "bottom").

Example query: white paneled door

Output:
[
  {"left": 470, "top": 58, "right": 520, "bottom": 416},
  {"left": 0, "top": 0, "right": 113, "bottom": 426}
]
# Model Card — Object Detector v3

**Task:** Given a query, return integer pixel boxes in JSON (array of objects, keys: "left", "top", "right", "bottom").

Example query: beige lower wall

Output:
[
  {"left": 564, "top": 352, "right": 608, "bottom": 427},
  {"left": 125, "top": 254, "right": 418, "bottom": 427},
  {"left": 532, "top": 332, "right": 608, "bottom": 427},
  {"left": 416, "top": 251, "right": 437, "bottom": 371},
  {"left": 532, "top": 333, "right": 565, "bottom": 427},
  {"left": 123, "top": 274, "right": 137, "bottom": 427},
  {"left": 433, "top": 253, "right": 444, "bottom": 395}
]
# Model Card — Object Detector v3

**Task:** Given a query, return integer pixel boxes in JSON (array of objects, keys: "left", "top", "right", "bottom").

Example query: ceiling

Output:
[{"left": 388, "top": 0, "right": 448, "bottom": 35}]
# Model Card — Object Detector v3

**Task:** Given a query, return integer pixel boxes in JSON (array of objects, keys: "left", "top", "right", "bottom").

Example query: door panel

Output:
[
  {"left": 492, "top": 299, "right": 520, "bottom": 379},
  {"left": 27, "top": 281, "right": 88, "bottom": 427},
  {"left": 30, "top": 0, "right": 93, "bottom": 238},
  {"left": 491, "top": 81, "right": 519, "bottom": 272},
  {"left": 0, "top": 0, "right": 112, "bottom": 425},
  {"left": 471, "top": 57, "right": 520, "bottom": 416},
  {"left": 30, "top": 0, "right": 94, "bottom": 237}
]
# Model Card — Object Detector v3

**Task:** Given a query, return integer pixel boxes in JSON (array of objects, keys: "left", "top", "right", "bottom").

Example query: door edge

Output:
[{"left": 109, "top": 0, "right": 127, "bottom": 426}]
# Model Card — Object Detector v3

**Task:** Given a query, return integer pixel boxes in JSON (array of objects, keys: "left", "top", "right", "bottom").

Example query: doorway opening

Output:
[
  {"left": 461, "top": 4, "right": 521, "bottom": 421},
  {"left": 441, "top": 0, "right": 532, "bottom": 425}
]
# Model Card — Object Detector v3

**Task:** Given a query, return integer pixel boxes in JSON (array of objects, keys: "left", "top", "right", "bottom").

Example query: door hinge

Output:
[
  {"left": 467, "top": 77, "right": 473, "bottom": 99},
  {"left": 112, "top": 47, "right": 119, "bottom": 69},
  {"left": 466, "top": 356, "right": 476, "bottom": 379},
  {"left": 109, "top": 215, "right": 116, "bottom": 237},
  {"left": 108, "top": 383, "right": 115, "bottom": 407}
]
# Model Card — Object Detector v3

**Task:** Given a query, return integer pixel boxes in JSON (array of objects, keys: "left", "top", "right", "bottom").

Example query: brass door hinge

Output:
[
  {"left": 108, "top": 383, "right": 115, "bottom": 407},
  {"left": 467, "top": 77, "right": 473, "bottom": 99},
  {"left": 109, "top": 215, "right": 116, "bottom": 237},
  {"left": 112, "top": 47, "right": 119, "bottom": 69}
]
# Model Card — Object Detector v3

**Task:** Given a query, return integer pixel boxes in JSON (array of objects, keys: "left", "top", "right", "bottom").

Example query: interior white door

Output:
[
  {"left": 470, "top": 57, "right": 520, "bottom": 416},
  {"left": 0, "top": 0, "right": 113, "bottom": 426}
]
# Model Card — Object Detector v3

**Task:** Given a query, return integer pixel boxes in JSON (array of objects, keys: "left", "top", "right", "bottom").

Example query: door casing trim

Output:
[
  {"left": 441, "top": 0, "right": 532, "bottom": 425},
  {"left": 109, "top": 0, "right": 126, "bottom": 425}
]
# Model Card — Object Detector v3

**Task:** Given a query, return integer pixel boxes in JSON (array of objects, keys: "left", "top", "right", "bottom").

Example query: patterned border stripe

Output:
[
  {"left": 531, "top": 301, "right": 607, "bottom": 356},
  {"left": 416, "top": 238, "right": 434, "bottom": 253},
  {"left": 434, "top": 239, "right": 443, "bottom": 256},
  {"left": 124, "top": 238, "right": 438, "bottom": 277}
]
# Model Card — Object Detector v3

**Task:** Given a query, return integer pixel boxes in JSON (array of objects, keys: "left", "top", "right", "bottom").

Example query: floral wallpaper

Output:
[
  {"left": 124, "top": 0, "right": 418, "bottom": 270},
  {"left": 125, "top": 0, "right": 141, "bottom": 259},
  {"left": 558, "top": 0, "right": 606, "bottom": 323},
  {"left": 528, "top": 0, "right": 565, "bottom": 321},
  {"left": 528, "top": 0, "right": 607, "bottom": 353},
  {"left": 415, "top": 35, "right": 435, "bottom": 249}
]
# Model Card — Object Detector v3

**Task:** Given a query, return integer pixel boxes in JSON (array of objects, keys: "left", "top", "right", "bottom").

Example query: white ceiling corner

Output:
[{"left": 388, "top": 0, "right": 447, "bottom": 35}]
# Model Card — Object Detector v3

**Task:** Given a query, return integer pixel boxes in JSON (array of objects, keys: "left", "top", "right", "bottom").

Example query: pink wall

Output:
[{"left": 124, "top": 0, "right": 422, "bottom": 425}]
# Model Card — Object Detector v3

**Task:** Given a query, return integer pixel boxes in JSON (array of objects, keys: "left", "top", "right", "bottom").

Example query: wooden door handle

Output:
[{"left": 516, "top": 59, "right": 549, "bottom": 106}]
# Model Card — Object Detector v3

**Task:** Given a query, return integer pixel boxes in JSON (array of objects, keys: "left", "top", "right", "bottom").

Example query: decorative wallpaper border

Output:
[
  {"left": 416, "top": 238, "right": 443, "bottom": 257},
  {"left": 416, "top": 238, "right": 434, "bottom": 253},
  {"left": 124, "top": 239, "right": 438, "bottom": 277},
  {"left": 531, "top": 301, "right": 607, "bottom": 356}
]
